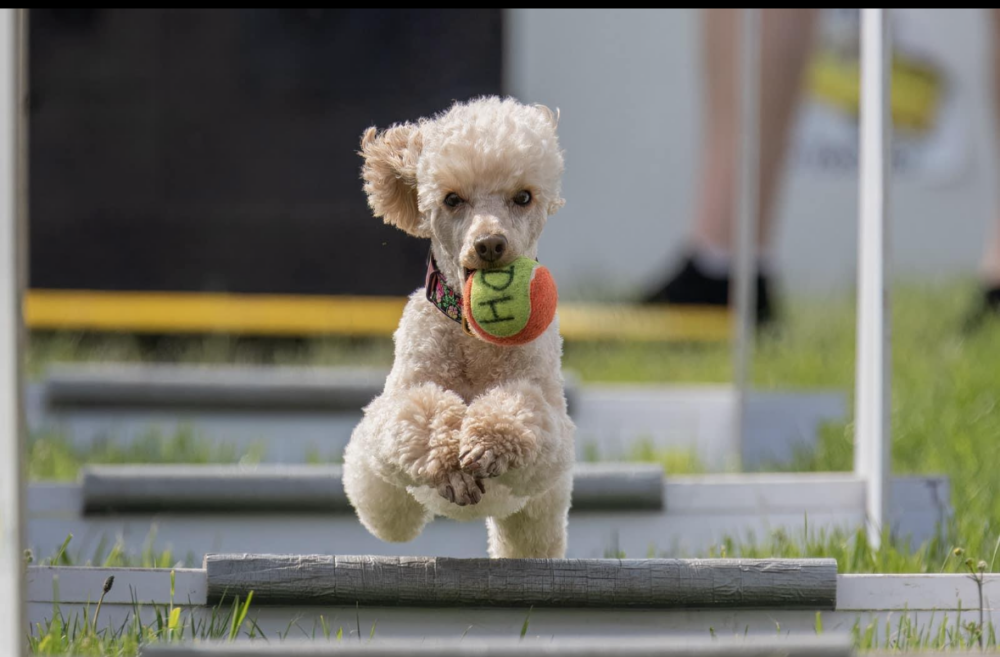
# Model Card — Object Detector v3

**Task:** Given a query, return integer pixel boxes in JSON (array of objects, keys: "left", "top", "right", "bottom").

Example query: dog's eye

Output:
[
  {"left": 513, "top": 190, "right": 532, "bottom": 207},
  {"left": 444, "top": 193, "right": 463, "bottom": 208}
]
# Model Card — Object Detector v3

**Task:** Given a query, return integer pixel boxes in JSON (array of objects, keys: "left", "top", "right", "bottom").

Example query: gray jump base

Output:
[
  {"left": 77, "top": 463, "right": 663, "bottom": 514},
  {"left": 41, "top": 364, "right": 410, "bottom": 412},
  {"left": 26, "top": 464, "right": 950, "bottom": 561},
  {"left": 142, "top": 636, "right": 854, "bottom": 657},
  {"left": 26, "top": 557, "right": 1000, "bottom": 641},
  {"left": 29, "top": 363, "right": 849, "bottom": 470}
]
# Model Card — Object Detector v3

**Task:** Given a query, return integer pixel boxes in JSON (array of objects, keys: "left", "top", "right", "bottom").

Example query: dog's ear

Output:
[
  {"left": 534, "top": 104, "right": 560, "bottom": 129},
  {"left": 532, "top": 105, "right": 565, "bottom": 215},
  {"left": 360, "top": 123, "right": 427, "bottom": 237}
]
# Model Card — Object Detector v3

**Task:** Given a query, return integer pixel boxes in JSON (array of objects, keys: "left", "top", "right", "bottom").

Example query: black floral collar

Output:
[{"left": 425, "top": 251, "right": 464, "bottom": 326}]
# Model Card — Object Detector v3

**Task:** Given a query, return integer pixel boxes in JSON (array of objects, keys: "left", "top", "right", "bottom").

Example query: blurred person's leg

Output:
[
  {"left": 645, "top": 8, "right": 819, "bottom": 326},
  {"left": 967, "top": 8, "right": 1000, "bottom": 328}
]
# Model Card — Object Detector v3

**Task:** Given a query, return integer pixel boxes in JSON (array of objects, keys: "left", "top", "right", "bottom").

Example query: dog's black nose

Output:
[{"left": 475, "top": 235, "right": 508, "bottom": 263}]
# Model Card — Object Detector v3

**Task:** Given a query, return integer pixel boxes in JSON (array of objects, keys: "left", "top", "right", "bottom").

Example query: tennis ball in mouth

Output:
[{"left": 462, "top": 256, "right": 558, "bottom": 346}]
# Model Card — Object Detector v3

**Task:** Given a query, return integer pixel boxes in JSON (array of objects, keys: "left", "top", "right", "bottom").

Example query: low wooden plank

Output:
[{"left": 204, "top": 556, "right": 838, "bottom": 609}]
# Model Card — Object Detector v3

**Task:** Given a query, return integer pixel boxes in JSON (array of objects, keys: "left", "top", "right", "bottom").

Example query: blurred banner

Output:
[{"left": 792, "top": 8, "right": 968, "bottom": 184}]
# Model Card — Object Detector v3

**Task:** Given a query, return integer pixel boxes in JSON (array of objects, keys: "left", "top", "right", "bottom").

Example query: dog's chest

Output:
[
  {"left": 455, "top": 335, "right": 540, "bottom": 389},
  {"left": 434, "top": 325, "right": 557, "bottom": 402},
  {"left": 398, "top": 295, "right": 560, "bottom": 402}
]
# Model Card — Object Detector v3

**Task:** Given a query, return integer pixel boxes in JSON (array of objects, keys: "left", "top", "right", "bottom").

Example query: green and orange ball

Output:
[{"left": 462, "top": 257, "right": 558, "bottom": 346}]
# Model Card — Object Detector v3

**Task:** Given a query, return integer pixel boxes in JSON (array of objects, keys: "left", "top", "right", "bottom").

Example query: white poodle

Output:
[{"left": 343, "top": 97, "right": 575, "bottom": 558}]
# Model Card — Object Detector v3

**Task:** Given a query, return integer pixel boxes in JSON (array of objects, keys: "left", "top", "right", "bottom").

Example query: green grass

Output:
[
  {"left": 29, "top": 560, "right": 375, "bottom": 656},
  {"left": 31, "top": 533, "right": 195, "bottom": 569},
  {"left": 853, "top": 616, "right": 997, "bottom": 651},
  {"left": 25, "top": 333, "right": 394, "bottom": 381},
  {"left": 582, "top": 439, "right": 707, "bottom": 475},
  {"left": 573, "top": 282, "right": 1000, "bottom": 576},
  {"left": 27, "top": 428, "right": 263, "bottom": 481},
  {"left": 30, "top": 573, "right": 261, "bottom": 656}
]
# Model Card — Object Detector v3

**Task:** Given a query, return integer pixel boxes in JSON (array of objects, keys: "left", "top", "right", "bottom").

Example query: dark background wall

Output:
[{"left": 28, "top": 8, "right": 503, "bottom": 296}]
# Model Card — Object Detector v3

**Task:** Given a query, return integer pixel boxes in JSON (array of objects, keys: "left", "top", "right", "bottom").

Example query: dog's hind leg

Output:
[
  {"left": 343, "top": 439, "right": 431, "bottom": 542},
  {"left": 485, "top": 472, "right": 572, "bottom": 558}
]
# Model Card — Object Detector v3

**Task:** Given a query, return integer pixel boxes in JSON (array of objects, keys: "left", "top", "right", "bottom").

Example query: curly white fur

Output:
[{"left": 344, "top": 96, "right": 574, "bottom": 558}]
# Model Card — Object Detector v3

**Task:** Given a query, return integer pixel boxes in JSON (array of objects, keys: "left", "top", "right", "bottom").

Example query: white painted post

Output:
[
  {"left": 732, "top": 7, "right": 760, "bottom": 469},
  {"left": 855, "top": 7, "right": 891, "bottom": 549},
  {"left": 0, "top": 7, "right": 25, "bottom": 656}
]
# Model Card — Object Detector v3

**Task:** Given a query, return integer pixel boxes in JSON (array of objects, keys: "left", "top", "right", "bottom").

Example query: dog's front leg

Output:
[
  {"left": 352, "top": 382, "right": 484, "bottom": 505},
  {"left": 344, "top": 381, "right": 485, "bottom": 543},
  {"left": 458, "top": 379, "right": 573, "bottom": 496}
]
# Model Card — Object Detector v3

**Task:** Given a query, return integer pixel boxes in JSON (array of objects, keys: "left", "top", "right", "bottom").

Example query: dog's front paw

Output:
[
  {"left": 400, "top": 384, "right": 467, "bottom": 488},
  {"left": 458, "top": 415, "right": 536, "bottom": 479},
  {"left": 436, "top": 469, "right": 486, "bottom": 507},
  {"left": 459, "top": 443, "right": 511, "bottom": 478}
]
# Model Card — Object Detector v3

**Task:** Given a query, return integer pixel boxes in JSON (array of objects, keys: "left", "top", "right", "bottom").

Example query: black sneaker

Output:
[
  {"left": 643, "top": 254, "right": 776, "bottom": 327},
  {"left": 962, "top": 285, "right": 1000, "bottom": 333}
]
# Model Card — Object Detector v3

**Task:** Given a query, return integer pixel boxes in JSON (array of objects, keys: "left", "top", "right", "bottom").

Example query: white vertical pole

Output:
[
  {"left": 0, "top": 7, "right": 25, "bottom": 656},
  {"left": 733, "top": 7, "right": 760, "bottom": 469},
  {"left": 855, "top": 7, "right": 891, "bottom": 549}
]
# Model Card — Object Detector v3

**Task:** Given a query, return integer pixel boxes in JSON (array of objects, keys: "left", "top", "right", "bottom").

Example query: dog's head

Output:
[{"left": 360, "top": 97, "right": 565, "bottom": 289}]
